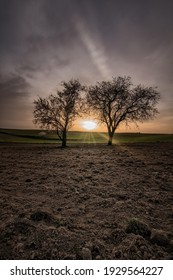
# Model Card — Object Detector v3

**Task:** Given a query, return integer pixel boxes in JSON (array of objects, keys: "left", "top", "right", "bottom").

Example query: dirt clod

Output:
[
  {"left": 30, "top": 211, "right": 53, "bottom": 223},
  {"left": 82, "top": 247, "right": 92, "bottom": 260},
  {"left": 150, "top": 229, "right": 169, "bottom": 247},
  {"left": 125, "top": 218, "right": 151, "bottom": 239}
]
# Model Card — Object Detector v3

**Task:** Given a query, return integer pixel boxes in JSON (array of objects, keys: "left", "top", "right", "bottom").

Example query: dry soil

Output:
[{"left": 0, "top": 142, "right": 173, "bottom": 259}]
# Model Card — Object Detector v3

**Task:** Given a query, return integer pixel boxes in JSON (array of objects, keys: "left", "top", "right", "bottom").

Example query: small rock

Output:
[{"left": 82, "top": 247, "right": 92, "bottom": 260}]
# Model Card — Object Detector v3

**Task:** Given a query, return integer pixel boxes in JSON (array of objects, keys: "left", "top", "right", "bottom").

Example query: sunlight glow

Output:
[{"left": 80, "top": 120, "right": 97, "bottom": 130}]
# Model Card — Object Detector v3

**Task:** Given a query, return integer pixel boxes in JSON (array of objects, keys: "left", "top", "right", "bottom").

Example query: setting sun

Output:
[{"left": 80, "top": 120, "right": 97, "bottom": 130}]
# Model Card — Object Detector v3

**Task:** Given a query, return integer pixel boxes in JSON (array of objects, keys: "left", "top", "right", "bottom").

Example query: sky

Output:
[{"left": 0, "top": 0, "right": 173, "bottom": 133}]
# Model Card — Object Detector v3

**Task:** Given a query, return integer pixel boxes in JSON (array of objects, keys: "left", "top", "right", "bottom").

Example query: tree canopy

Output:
[
  {"left": 33, "top": 76, "right": 160, "bottom": 146},
  {"left": 33, "top": 79, "right": 83, "bottom": 147},
  {"left": 87, "top": 76, "right": 160, "bottom": 145}
]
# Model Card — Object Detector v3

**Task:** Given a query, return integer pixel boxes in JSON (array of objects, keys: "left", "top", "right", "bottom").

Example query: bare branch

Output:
[
  {"left": 87, "top": 76, "right": 160, "bottom": 145},
  {"left": 33, "top": 79, "right": 84, "bottom": 147}
]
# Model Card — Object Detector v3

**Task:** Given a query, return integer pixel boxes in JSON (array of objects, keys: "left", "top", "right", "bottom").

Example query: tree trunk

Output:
[
  {"left": 108, "top": 133, "right": 113, "bottom": 146},
  {"left": 62, "top": 130, "right": 67, "bottom": 147}
]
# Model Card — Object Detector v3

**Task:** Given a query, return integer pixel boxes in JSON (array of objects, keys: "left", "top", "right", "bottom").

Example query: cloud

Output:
[
  {"left": 74, "top": 15, "right": 111, "bottom": 79},
  {"left": 0, "top": 0, "right": 172, "bottom": 131},
  {"left": 0, "top": 74, "right": 32, "bottom": 128}
]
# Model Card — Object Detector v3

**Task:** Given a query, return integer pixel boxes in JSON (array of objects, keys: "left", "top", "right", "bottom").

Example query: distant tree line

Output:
[{"left": 33, "top": 76, "right": 160, "bottom": 147}]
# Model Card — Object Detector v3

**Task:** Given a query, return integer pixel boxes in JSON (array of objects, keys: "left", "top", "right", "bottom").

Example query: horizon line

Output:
[{"left": 0, "top": 128, "right": 172, "bottom": 135}]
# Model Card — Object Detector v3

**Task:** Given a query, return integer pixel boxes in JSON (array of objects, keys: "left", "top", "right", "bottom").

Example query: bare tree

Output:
[
  {"left": 33, "top": 79, "right": 83, "bottom": 147},
  {"left": 87, "top": 76, "right": 160, "bottom": 145}
]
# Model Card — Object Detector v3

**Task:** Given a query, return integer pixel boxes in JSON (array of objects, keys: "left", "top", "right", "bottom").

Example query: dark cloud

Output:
[
  {"left": 0, "top": 74, "right": 29, "bottom": 99},
  {"left": 0, "top": 74, "right": 32, "bottom": 128},
  {"left": 0, "top": 0, "right": 172, "bottom": 131}
]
